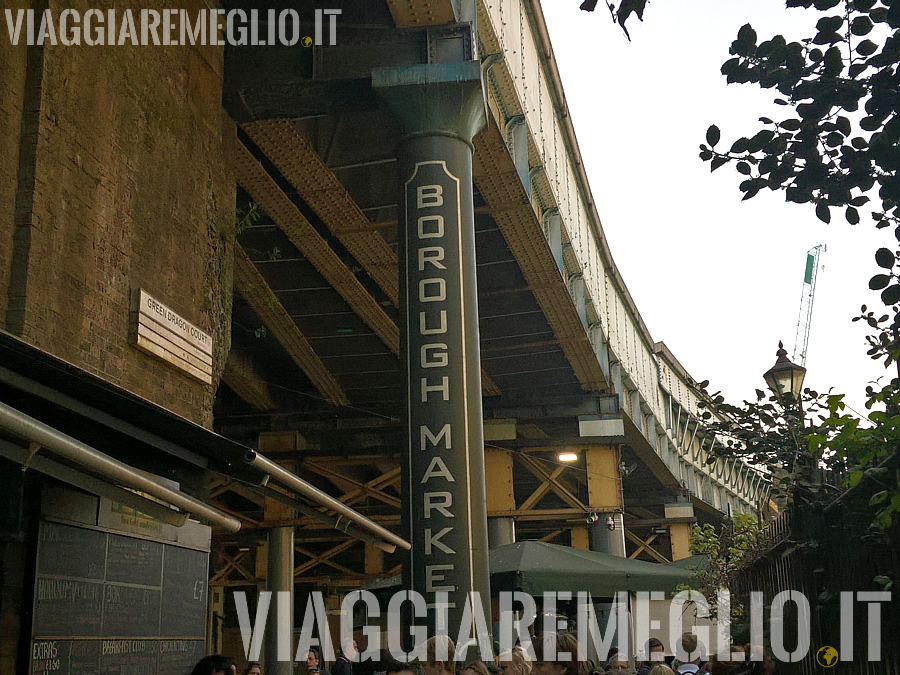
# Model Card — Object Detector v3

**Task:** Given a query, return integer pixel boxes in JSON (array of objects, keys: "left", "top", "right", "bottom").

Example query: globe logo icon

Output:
[
  {"left": 816, "top": 646, "right": 839, "bottom": 667},
  {"left": 301, "top": 36, "right": 313, "bottom": 48}
]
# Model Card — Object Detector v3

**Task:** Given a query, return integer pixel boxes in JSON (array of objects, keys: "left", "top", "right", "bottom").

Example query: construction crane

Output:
[{"left": 793, "top": 244, "right": 826, "bottom": 366}]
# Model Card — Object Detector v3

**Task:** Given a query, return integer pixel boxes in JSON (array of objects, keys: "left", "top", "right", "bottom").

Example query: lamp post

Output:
[
  {"left": 763, "top": 340, "right": 817, "bottom": 486},
  {"left": 763, "top": 341, "right": 807, "bottom": 403}
]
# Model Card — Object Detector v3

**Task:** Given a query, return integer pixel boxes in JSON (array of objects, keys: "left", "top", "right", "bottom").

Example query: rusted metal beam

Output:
[
  {"left": 234, "top": 246, "right": 349, "bottom": 406},
  {"left": 222, "top": 350, "right": 276, "bottom": 411},
  {"left": 624, "top": 528, "right": 670, "bottom": 563}
]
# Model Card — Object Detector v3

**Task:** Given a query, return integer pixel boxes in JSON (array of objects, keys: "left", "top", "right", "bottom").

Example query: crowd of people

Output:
[{"left": 189, "top": 632, "right": 774, "bottom": 675}]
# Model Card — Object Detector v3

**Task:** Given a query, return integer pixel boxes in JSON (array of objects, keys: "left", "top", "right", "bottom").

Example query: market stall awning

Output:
[{"left": 490, "top": 541, "right": 693, "bottom": 596}]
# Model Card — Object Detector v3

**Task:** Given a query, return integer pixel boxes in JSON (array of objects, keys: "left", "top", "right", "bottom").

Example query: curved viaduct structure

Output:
[{"left": 210, "top": 0, "right": 767, "bottom": 595}]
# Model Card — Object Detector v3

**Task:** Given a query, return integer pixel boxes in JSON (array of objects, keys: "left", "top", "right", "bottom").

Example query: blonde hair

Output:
[
  {"left": 649, "top": 666, "right": 674, "bottom": 675},
  {"left": 499, "top": 647, "right": 532, "bottom": 675},
  {"left": 425, "top": 635, "right": 456, "bottom": 670}
]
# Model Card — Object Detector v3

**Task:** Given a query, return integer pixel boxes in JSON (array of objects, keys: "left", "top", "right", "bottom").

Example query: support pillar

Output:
[
  {"left": 374, "top": 57, "right": 491, "bottom": 640},
  {"left": 365, "top": 543, "right": 385, "bottom": 576},
  {"left": 585, "top": 446, "right": 626, "bottom": 557},
  {"left": 485, "top": 449, "right": 516, "bottom": 548},
  {"left": 265, "top": 526, "right": 294, "bottom": 675},
  {"left": 570, "top": 527, "right": 590, "bottom": 550},
  {"left": 669, "top": 523, "right": 692, "bottom": 561},
  {"left": 590, "top": 514, "right": 625, "bottom": 557},
  {"left": 665, "top": 502, "right": 695, "bottom": 561},
  {"left": 259, "top": 445, "right": 296, "bottom": 675}
]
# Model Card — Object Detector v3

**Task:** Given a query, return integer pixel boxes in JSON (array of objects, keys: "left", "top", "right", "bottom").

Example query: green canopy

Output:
[
  {"left": 665, "top": 554, "right": 708, "bottom": 572},
  {"left": 489, "top": 541, "right": 693, "bottom": 597},
  {"left": 364, "top": 541, "right": 695, "bottom": 597}
]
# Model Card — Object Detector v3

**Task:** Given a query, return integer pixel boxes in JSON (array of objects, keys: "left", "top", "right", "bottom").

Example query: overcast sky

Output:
[{"left": 542, "top": 0, "right": 892, "bottom": 416}]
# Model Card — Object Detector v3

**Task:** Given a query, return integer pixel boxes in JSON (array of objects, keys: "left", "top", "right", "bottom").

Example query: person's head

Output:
[
  {"left": 244, "top": 664, "right": 262, "bottom": 675},
  {"left": 307, "top": 648, "right": 322, "bottom": 671},
  {"left": 706, "top": 645, "right": 748, "bottom": 675},
  {"left": 604, "top": 654, "right": 627, "bottom": 673},
  {"left": 373, "top": 649, "right": 421, "bottom": 675},
  {"left": 649, "top": 666, "right": 674, "bottom": 675},
  {"left": 463, "top": 662, "right": 491, "bottom": 675},
  {"left": 499, "top": 647, "right": 532, "bottom": 675},
  {"left": 191, "top": 655, "right": 236, "bottom": 675},
  {"left": 647, "top": 638, "right": 664, "bottom": 659},
  {"left": 677, "top": 633, "right": 703, "bottom": 665},
  {"left": 423, "top": 635, "right": 456, "bottom": 675},
  {"left": 342, "top": 638, "right": 359, "bottom": 661},
  {"left": 531, "top": 633, "right": 588, "bottom": 675}
]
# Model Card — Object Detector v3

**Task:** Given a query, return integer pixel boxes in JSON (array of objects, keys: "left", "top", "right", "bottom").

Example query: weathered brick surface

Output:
[
  {"left": 4, "top": 0, "right": 235, "bottom": 426},
  {"left": 0, "top": 1, "right": 28, "bottom": 326}
]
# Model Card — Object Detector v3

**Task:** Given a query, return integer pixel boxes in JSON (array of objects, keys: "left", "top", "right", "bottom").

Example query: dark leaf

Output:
[
  {"left": 846, "top": 206, "right": 860, "bottom": 224},
  {"left": 737, "top": 161, "right": 751, "bottom": 175},
  {"left": 737, "top": 23, "right": 757, "bottom": 48},
  {"left": 825, "top": 132, "right": 843, "bottom": 147},
  {"left": 730, "top": 138, "right": 749, "bottom": 154},
  {"left": 815, "top": 15, "right": 844, "bottom": 34},
  {"left": 780, "top": 118, "right": 802, "bottom": 131},
  {"left": 710, "top": 156, "right": 728, "bottom": 172},
  {"left": 836, "top": 116, "right": 851, "bottom": 136},
  {"left": 616, "top": 0, "right": 647, "bottom": 38},
  {"left": 861, "top": 116, "right": 881, "bottom": 131},
  {"left": 815, "top": 203, "right": 831, "bottom": 223},
  {"left": 759, "top": 116, "right": 773, "bottom": 124},
  {"left": 706, "top": 125, "right": 721, "bottom": 147},
  {"left": 881, "top": 284, "right": 900, "bottom": 305},
  {"left": 870, "top": 7, "right": 888, "bottom": 22},
  {"left": 869, "top": 274, "right": 891, "bottom": 291},
  {"left": 850, "top": 195, "right": 870, "bottom": 207},
  {"left": 856, "top": 39, "right": 878, "bottom": 56},
  {"left": 875, "top": 248, "right": 895, "bottom": 269},
  {"left": 579, "top": 0, "right": 599, "bottom": 10},
  {"left": 850, "top": 15, "right": 873, "bottom": 35}
]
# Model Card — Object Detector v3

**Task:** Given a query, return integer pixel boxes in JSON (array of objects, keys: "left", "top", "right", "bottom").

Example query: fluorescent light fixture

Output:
[{"left": 557, "top": 452, "right": 578, "bottom": 462}]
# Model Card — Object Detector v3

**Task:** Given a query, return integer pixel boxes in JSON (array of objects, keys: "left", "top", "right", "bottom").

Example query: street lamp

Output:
[{"left": 763, "top": 341, "right": 807, "bottom": 401}]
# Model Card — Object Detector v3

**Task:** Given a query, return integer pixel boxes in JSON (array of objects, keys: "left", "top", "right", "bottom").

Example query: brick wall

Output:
[
  {"left": 0, "top": 0, "right": 28, "bottom": 325},
  {"left": 2, "top": 0, "right": 235, "bottom": 426}
]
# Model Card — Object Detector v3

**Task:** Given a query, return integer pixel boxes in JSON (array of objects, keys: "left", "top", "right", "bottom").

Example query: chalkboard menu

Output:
[{"left": 31, "top": 521, "right": 209, "bottom": 675}]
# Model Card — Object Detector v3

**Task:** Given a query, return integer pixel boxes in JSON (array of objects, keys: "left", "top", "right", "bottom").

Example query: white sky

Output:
[{"left": 542, "top": 0, "right": 893, "bottom": 416}]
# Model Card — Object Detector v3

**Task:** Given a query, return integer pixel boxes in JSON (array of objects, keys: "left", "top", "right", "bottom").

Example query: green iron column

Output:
[{"left": 374, "top": 60, "right": 491, "bottom": 641}]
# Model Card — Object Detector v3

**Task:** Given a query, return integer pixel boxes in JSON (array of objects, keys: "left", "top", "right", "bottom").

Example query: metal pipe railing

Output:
[
  {"left": 0, "top": 400, "right": 242, "bottom": 533},
  {"left": 245, "top": 451, "right": 411, "bottom": 551}
]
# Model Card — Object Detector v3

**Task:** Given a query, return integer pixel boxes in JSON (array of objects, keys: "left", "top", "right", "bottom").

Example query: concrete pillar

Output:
[
  {"left": 585, "top": 447, "right": 626, "bottom": 557},
  {"left": 265, "top": 526, "right": 294, "bottom": 675},
  {"left": 374, "top": 58, "right": 491, "bottom": 640}
]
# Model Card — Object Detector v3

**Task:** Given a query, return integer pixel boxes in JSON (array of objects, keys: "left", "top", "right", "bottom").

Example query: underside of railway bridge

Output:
[{"left": 205, "top": 0, "right": 768, "bottom": 604}]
